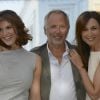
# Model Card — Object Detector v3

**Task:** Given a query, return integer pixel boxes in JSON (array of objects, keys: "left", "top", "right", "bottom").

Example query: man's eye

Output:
[
  {"left": 50, "top": 26, "right": 56, "bottom": 28},
  {"left": 83, "top": 28, "right": 88, "bottom": 31},
  {"left": 0, "top": 29, "right": 2, "bottom": 32}
]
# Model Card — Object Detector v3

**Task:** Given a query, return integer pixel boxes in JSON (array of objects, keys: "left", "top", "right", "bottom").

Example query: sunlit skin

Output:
[
  {"left": 82, "top": 18, "right": 100, "bottom": 51},
  {"left": 0, "top": 20, "right": 20, "bottom": 50},
  {"left": 45, "top": 13, "right": 69, "bottom": 49}
]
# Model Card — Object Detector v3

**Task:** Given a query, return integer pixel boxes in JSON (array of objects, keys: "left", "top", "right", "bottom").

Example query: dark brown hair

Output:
[
  {"left": 76, "top": 11, "right": 100, "bottom": 69},
  {"left": 0, "top": 10, "right": 32, "bottom": 47}
]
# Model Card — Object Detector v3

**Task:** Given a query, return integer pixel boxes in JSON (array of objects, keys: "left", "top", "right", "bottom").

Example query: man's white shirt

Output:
[{"left": 47, "top": 43, "right": 77, "bottom": 100}]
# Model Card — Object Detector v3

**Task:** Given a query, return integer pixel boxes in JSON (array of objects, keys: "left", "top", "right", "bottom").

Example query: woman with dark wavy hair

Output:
[
  {"left": 0, "top": 10, "right": 41, "bottom": 100},
  {"left": 69, "top": 11, "right": 100, "bottom": 100}
]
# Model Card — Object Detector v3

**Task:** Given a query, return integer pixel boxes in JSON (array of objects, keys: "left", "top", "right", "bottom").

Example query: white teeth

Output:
[
  {"left": 55, "top": 36, "right": 61, "bottom": 39},
  {"left": 3, "top": 36, "right": 11, "bottom": 40},
  {"left": 88, "top": 38, "right": 93, "bottom": 41},
  {"left": 87, "top": 37, "right": 95, "bottom": 41},
  {"left": 56, "top": 37, "right": 60, "bottom": 39}
]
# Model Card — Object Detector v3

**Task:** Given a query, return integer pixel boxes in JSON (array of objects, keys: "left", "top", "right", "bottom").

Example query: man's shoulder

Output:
[
  {"left": 66, "top": 40, "right": 76, "bottom": 49},
  {"left": 30, "top": 43, "right": 47, "bottom": 52}
]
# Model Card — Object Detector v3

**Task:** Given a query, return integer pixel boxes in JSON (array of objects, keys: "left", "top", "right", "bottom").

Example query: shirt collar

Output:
[{"left": 47, "top": 43, "right": 70, "bottom": 57}]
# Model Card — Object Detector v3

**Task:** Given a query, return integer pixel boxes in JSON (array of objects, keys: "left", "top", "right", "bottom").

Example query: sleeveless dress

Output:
[
  {"left": 0, "top": 48, "right": 36, "bottom": 100},
  {"left": 86, "top": 51, "right": 100, "bottom": 100}
]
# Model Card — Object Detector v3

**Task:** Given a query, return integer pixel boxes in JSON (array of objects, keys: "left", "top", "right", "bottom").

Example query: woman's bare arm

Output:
[
  {"left": 29, "top": 54, "right": 42, "bottom": 100},
  {"left": 69, "top": 49, "right": 100, "bottom": 100}
]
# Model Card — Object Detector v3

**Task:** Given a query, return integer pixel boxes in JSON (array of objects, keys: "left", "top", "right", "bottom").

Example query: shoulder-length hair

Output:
[
  {"left": 76, "top": 11, "right": 100, "bottom": 69},
  {"left": 0, "top": 10, "right": 32, "bottom": 46}
]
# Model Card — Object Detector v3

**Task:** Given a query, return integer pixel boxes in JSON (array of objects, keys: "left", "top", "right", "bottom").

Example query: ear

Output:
[{"left": 44, "top": 26, "right": 47, "bottom": 35}]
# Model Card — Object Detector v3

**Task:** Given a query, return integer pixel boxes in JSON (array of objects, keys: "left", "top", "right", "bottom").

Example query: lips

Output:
[
  {"left": 2, "top": 34, "right": 13, "bottom": 40},
  {"left": 86, "top": 36, "right": 96, "bottom": 41},
  {"left": 87, "top": 38, "right": 94, "bottom": 41},
  {"left": 54, "top": 35, "right": 63, "bottom": 39}
]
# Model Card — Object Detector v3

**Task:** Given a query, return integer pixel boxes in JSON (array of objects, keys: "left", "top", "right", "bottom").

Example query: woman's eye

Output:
[
  {"left": 91, "top": 27, "right": 96, "bottom": 30},
  {"left": 6, "top": 26, "right": 12, "bottom": 29}
]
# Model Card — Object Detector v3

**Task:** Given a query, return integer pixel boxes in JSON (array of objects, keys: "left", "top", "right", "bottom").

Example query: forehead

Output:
[
  {"left": 0, "top": 20, "right": 11, "bottom": 27},
  {"left": 47, "top": 13, "right": 67, "bottom": 23},
  {"left": 86, "top": 18, "right": 100, "bottom": 26},
  {"left": 0, "top": 20, "right": 12, "bottom": 26},
  {"left": 50, "top": 12, "right": 66, "bottom": 19}
]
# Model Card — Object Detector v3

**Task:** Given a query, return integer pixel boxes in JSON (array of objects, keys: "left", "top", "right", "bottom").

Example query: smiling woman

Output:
[
  {"left": 0, "top": 0, "right": 39, "bottom": 50},
  {"left": 0, "top": 10, "right": 32, "bottom": 49},
  {"left": 0, "top": 0, "right": 31, "bottom": 50},
  {"left": 0, "top": 20, "right": 18, "bottom": 49},
  {"left": 69, "top": 11, "right": 100, "bottom": 100},
  {"left": 0, "top": 10, "right": 41, "bottom": 100}
]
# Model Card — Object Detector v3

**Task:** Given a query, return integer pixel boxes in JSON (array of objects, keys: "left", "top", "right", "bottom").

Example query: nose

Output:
[
  {"left": 88, "top": 29, "right": 93, "bottom": 36},
  {"left": 1, "top": 29, "right": 8, "bottom": 36},
  {"left": 56, "top": 26, "right": 61, "bottom": 33}
]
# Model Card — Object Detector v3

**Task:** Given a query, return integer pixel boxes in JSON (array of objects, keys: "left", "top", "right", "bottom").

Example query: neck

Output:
[
  {"left": 0, "top": 45, "right": 21, "bottom": 51},
  {"left": 91, "top": 44, "right": 100, "bottom": 51},
  {"left": 48, "top": 43, "right": 66, "bottom": 63}
]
